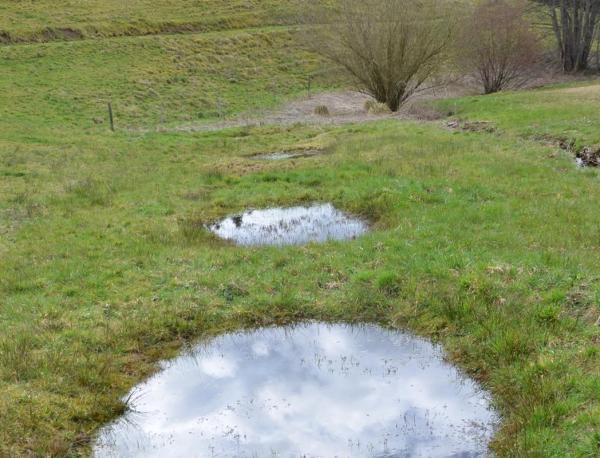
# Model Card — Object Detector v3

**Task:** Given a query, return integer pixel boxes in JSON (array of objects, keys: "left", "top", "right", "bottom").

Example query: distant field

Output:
[{"left": 0, "top": 0, "right": 299, "bottom": 42}]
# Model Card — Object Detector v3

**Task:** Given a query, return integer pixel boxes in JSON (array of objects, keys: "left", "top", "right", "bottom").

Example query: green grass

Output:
[
  {"left": 439, "top": 79, "right": 600, "bottom": 145},
  {"left": 1, "top": 7, "right": 599, "bottom": 457},
  {"left": 0, "top": 0, "right": 300, "bottom": 43},
  {"left": 0, "top": 27, "right": 331, "bottom": 135}
]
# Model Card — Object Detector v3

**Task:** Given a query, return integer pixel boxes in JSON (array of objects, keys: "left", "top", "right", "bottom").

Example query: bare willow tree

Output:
[
  {"left": 459, "top": 0, "right": 541, "bottom": 94},
  {"left": 304, "top": 0, "right": 456, "bottom": 111},
  {"left": 534, "top": 0, "right": 600, "bottom": 72}
]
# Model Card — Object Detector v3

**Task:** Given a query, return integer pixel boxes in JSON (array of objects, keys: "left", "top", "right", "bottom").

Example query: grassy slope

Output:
[
  {"left": 0, "top": 0, "right": 299, "bottom": 42},
  {"left": 1, "top": 5, "right": 599, "bottom": 458},
  {"left": 439, "top": 80, "right": 600, "bottom": 145},
  {"left": 0, "top": 27, "right": 326, "bottom": 135}
]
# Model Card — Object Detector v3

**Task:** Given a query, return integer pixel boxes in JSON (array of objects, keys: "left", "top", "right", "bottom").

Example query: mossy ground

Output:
[{"left": 0, "top": 3, "right": 599, "bottom": 457}]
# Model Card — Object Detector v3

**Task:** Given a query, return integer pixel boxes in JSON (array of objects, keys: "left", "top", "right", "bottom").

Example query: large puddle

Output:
[
  {"left": 94, "top": 323, "right": 497, "bottom": 458},
  {"left": 208, "top": 203, "right": 368, "bottom": 246}
]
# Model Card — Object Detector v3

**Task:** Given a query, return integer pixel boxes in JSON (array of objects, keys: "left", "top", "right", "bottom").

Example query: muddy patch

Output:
[
  {"left": 446, "top": 120, "right": 497, "bottom": 133},
  {"left": 0, "top": 31, "right": 11, "bottom": 44},
  {"left": 250, "top": 148, "right": 325, "bottom": 161},
  {"left": 575, "top": 145, "right": 600, "bottom": 167},
  {"left": 42, "top": 27, "right": 84, "bottom": 41},
  {"left": 94, "top": 323, "right": 498, "bottom": 458},
  {"left": 548, "top": 137, "right": 600, "bottom": 168},
  {"left": 208, "top": 203, "right": 368, "bottom": 246}
]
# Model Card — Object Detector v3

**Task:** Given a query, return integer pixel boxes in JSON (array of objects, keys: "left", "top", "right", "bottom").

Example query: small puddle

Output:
[
  {"left": 552, "top": 138, "right": 600, "bottom": 168},
  {"left": 251, "top": 149, "right": 324, "bottom": 160},
  {"left": 208, "top": 203, "right": 368, "bottom": 246},
  {"left": 94, "top": 323, "right": 498, "bottom": 458},
  {"left": 575, "top": 146, "right": 600, "bottom": 167}
]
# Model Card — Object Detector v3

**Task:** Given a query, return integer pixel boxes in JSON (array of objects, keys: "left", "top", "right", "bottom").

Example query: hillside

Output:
[{"left": 0, "top": 0, "right": 299, "bottom": 43}]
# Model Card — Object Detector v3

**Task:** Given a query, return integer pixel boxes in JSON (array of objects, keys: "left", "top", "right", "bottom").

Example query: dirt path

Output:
[
  {"left": 133, "top": 73, "right": 596, "bottom": 135},
  {"left": 144, "top": 91, "right": 397, "bottom": 133},
  {"left": 133, "top": 87, "right": 465, "bottom": 134},
  {"left": 130, "top": 75, "right": 600, "bottom": 138}
]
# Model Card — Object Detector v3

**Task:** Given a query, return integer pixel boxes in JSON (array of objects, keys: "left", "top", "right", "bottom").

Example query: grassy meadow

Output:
[
  {"left": 439, "top": 80, "right": 600, "bottom": 145},
  {"left": 0, "top": 2, "right": 599, "bottom": 457}
]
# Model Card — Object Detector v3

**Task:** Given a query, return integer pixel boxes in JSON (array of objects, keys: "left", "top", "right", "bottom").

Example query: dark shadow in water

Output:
[
  {"left": 208, "top": 203, "right": 368, "bottom": 246},
  {"left": 94, "top": 323, "right": 498, "bottom": 458}
]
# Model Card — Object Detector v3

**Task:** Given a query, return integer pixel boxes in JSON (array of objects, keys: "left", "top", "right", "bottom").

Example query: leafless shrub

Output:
[
  {"left": 364, "top": 100, "right": 391, "bottom": 115},
  {"left": 458, "top": 0, "right": 541, "bottom": 94},
  {"left": 303, "top": 0, "right": 456, "bottom": 112},
  {"left": 363, "top": 100, "right": 377, "bottom": 113}
]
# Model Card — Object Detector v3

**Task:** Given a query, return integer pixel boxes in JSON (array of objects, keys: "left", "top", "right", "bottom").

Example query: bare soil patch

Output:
[
  {"left": 134, "top": 75, "right": 600, "bottom": 135},
  {"left": 249, "top": 148, "right": 326, "bottom": 161},
  {"left": 144, "top": 85, "right": 471, "bottom": 134},
  {"left": 446, "top": 120, "right": 497, "bottom": 133}
]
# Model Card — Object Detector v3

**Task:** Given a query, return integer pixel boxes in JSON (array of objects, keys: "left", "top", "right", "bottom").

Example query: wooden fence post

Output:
[{"left": 108, "top": 102, "right": 114, "bottom": 132}]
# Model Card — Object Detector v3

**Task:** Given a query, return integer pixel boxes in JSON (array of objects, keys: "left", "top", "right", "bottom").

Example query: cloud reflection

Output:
[
  {"left": 94, "top": 323, "right": 497, "bottom": 458},
  {"left": 208, "top": 204, "right": 368, "bottom": 246}
]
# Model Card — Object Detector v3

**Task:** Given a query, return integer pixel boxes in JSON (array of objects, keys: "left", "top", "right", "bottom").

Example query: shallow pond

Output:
[
  {"left": 94, "top": 323, "right": 497, "bottom": 458},
  {"left": 208, "top": 203, "right": 368, "bottom": 246}
]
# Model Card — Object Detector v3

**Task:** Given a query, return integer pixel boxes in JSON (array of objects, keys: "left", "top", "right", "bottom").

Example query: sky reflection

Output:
[
  {"left": 207, "top": 204, "right": 368, "bottom": 246},
  {"left": 94, "top": 323, "right": 497, "bottom": 458}
]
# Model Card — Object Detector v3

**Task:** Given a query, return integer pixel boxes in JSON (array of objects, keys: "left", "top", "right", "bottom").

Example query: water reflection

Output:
[
  {"left": 208, "top": 204, "right": 368, "bottom": 246},
  {"left": 94, "top": 323, "right": 497, "bottom": 458}
]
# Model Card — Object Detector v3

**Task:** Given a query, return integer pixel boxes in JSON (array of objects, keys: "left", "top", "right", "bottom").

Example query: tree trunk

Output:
[{"left": 546, "top": 0, "right": 600, "bottom": 72}]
